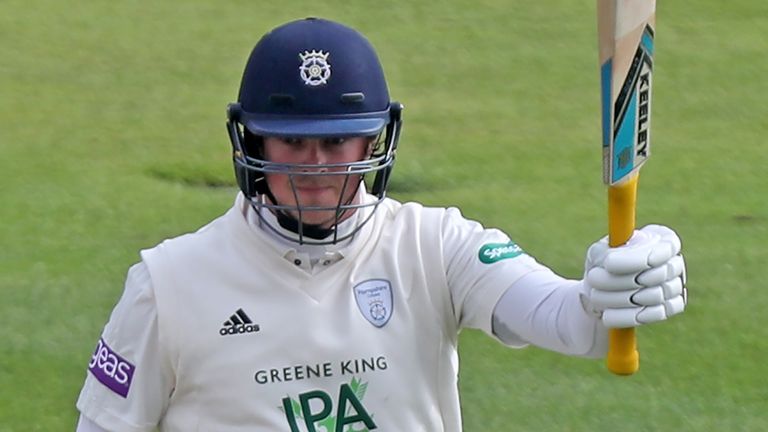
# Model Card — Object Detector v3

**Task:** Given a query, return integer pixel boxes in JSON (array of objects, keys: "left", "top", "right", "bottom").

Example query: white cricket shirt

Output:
[{"left": 77, "top": 192, "right": 567, "bottom": 431}]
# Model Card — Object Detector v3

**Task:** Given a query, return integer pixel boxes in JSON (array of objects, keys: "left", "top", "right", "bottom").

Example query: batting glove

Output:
[{"left": 581, "top": 224, "right": 688, "bottom": 328}]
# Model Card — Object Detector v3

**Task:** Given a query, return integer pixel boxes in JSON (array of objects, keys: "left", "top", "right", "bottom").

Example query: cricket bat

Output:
[{"left": 597, "top": 0, "right": 656, "bottom": 375}]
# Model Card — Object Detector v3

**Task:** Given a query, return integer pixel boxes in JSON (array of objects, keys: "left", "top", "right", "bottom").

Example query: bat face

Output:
[{"left": 598, "top": 0, "right": 656, "bottom": 185}]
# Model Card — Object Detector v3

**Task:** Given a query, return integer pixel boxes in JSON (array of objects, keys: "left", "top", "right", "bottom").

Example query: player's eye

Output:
[
  {"left": 282, "top": 137, "right": 303, "bottom": 146},
  {"left": 322, "top": 137, "right": 346, "bottom": 146}
]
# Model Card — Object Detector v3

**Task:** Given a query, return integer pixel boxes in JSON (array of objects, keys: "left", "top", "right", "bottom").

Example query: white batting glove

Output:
[{"left": 581, "top": 224, "right": 688, "bottom": 328}]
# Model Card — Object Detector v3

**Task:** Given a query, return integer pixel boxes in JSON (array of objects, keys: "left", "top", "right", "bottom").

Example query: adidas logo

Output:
[{"left": 219, "top": 308, "right": 261, "bottom": 336}]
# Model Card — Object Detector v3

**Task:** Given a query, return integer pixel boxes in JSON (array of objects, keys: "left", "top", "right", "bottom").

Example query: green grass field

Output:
[{"left": 1, "top": 0, "right": 766, "bottom": 430}]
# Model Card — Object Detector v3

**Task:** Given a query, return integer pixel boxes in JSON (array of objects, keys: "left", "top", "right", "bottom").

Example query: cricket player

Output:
[{"left": 75, "top": 18, "right": 687, "bottom": 432}]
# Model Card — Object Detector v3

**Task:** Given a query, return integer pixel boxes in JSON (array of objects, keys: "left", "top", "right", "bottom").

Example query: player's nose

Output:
[{"left": 302, "top": 141, "right": 329, "bottom": 168}]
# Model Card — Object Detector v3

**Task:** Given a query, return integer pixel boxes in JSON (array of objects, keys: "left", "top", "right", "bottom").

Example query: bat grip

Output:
[{"left": 606, "top": 174, "right": 640, "bottom": 375}]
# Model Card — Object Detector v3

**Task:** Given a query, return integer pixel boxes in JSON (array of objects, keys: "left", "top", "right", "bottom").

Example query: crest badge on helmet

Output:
[{"left": 299, "top": 50, "right": 331, "bottom": 86}]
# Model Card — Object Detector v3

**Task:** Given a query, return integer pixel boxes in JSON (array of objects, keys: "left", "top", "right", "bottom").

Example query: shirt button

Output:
[{"left": 294, "top": 259, "right": 302, "bottom": 266}]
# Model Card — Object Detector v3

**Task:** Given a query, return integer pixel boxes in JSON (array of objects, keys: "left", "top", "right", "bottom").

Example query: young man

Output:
[{"left": 76, "top": 18, "right": 687, "bottom": 432}]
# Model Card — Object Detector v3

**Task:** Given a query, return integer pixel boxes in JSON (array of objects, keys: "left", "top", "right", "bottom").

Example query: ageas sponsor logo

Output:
[
  {"left": 88, "top": 338, "right": 135, "bottom": 398},
  {"left": 478, "top": 242, "right": 523, "bottom": 264}
]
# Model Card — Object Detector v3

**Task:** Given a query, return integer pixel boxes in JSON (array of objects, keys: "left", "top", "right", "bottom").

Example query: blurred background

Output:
[{"left": 1, "top": 0, "right": 766, "bottom": 430}]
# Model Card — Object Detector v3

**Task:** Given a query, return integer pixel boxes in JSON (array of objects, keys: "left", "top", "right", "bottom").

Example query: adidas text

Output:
[{"left": 220, "top": 323, "right": 260, "bottom": 336}]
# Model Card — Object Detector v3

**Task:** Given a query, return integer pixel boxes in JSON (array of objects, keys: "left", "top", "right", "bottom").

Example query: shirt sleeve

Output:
[
  {"left": 491, "top": 270, "right": 609, "bottom": 358},
  {"left": 76, "top": 414, "right": 109, "bottom": 432},
  {"left": 76, "top": 261, "right": 174, "bottom": 432},
  {"left": 442, "top": 207, "right": 546, "bottom": 335}
]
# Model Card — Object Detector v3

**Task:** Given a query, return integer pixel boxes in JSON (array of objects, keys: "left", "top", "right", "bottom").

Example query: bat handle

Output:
[{"left": 606, "top": 173, "right": 640, "bottom": 375}]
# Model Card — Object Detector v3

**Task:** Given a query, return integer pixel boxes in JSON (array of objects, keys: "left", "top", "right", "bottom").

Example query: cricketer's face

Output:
[{"left": 262, "top": 136, "right": 373, "bottom": 228}]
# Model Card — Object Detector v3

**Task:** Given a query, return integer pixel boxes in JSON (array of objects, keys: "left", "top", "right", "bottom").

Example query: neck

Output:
[
  {"left": 275, "top": 211, "right": 337, "bottom": 241},
  {"left": 249, "top": 187, "right": 369, "bottom": 246}
]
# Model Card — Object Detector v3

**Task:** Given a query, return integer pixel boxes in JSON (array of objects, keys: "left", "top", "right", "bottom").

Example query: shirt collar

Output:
[{"left": 237, "top": 187, "right": 373, "bottom": 265}]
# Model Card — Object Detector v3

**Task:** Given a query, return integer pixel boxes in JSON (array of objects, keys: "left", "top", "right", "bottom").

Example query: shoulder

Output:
[
  {"left": 378, "top": 197, "right": 453, "bottom": 225},
  {"left": 141, "top": 198, "right": 245, "bottom": 262},
  {"left": 372, "top": 198, "right": 491, "bottom": 245},
  {"left": 98, "top": 262, "right": 157, "bottom": 332}
]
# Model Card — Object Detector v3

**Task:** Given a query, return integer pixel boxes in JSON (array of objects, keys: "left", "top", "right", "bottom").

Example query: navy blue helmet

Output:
[{"left": 226, "top": 18, "right": 403, "bottom": 244}]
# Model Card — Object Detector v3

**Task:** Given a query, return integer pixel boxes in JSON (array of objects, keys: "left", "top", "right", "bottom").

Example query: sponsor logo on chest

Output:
[
  {"left": 256, "top": 356, "right": 389, "bottom": 432},
  {"left": 219, "top": 308, "right": 261, "bottom": 336}
]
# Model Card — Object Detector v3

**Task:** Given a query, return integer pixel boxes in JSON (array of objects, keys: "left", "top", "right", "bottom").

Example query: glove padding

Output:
[{"left": 582, "top": 224, "right": 687, "bottom": 328}]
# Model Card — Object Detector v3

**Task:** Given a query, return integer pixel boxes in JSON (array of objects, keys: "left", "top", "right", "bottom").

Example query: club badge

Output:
[
  {"left": 353, "top": 279, "right": 393, "bottom": 328},
  {"left": 299, "top": 50, "right": 331, "bottom": 86}
]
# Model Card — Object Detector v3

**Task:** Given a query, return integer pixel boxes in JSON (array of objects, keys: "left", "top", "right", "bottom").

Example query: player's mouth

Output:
[
  {"left": 295, "top": 183, "right": 332, "bottom": 192},
  {"left": 294, "top": 184, "right": 336, "bottom": 199}
]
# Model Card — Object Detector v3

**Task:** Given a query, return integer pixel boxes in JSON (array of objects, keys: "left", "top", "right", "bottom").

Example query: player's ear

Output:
[
  {"left": 243, "top": 130, "right": 264, "bottom": 159},
  {"left": 365, "top": 135, "right": 378, "bottom": 158}
]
